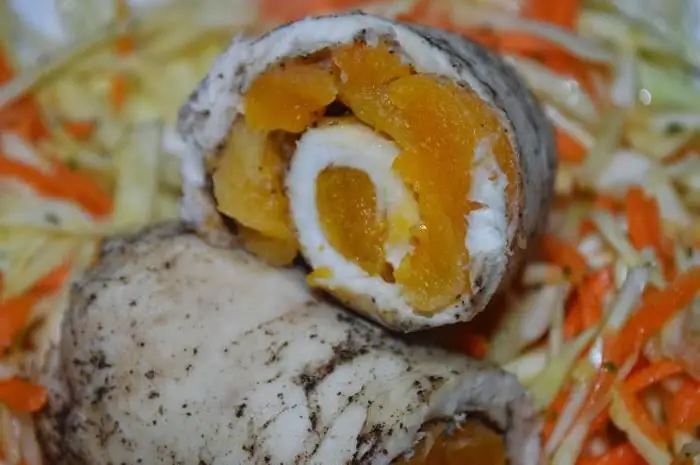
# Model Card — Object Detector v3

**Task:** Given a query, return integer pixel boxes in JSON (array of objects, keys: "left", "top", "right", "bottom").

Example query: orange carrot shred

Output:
[
  {"left": 593, "top": 194, "right": 623, "bottom": 212},
  {"left": 625, "top": 187, "right": 662, "bottom": 252},
  {"left": 32, "top": 264, "right": 71, "bottom": 295},
  {"left": 612, "top": 267, "right": 700, "bottom": 363},
  {"left": 0, "top": 377, "right": 47, "bottom": 413},
  {"left": 0, "top": 155, "right": 112, "bottom": 216},
  {"left": 618, "top": 384, "right": 667, "bottom": 444},
  {"left": 395, "top": 0, "right": 432, "bottom": 23},
  {"left": 109, "top": 74, "right": 129, "bottom": 114},
  {"left": 522, "top": 0, "right": 581, "bottom": 30},
  {"left": 0, "top": 264, "right": 69, "bottom": 350},
  {"left": 588, "top": 408, "right": 610, "bottom": 435},
  {"left": 577, "top": 442, "right": 645, "bottom": 465},
  {"left": 564, "top": 305, "right": 583, "bottom": 339},
  {"left": 625, "top": 360, "right": 684, "bottom": 394},
  {"left": 454, "top": 333, "right": 489, "bottom": 359},
  {"left": 540, "top": 233, "right": 589, "bottom": 283},
  {"left": 0, "top": 47, "right": 49, "bottom": 141},
  {"left": 556, "top": 126, "right": 587, "bottom": 163},
  {"left": 542, "top": 387, "right": 570, "bottom": 442},
  {"left": 49, "top": 160, "right": 113, "bottom": 215},
  {"left": 0, "top": 294, "right": 42, "bottom": 350},
  {"left": 581, "top": 268, "right": 700, "bottom": 423},
  {"left": 62, "top": 119, "right": 96, "bottom": 141},
  {"left": 0, "top": 45, "right": 12, "bottom": 84},
  {"left": 666, "top": 378, "right": 700, "bottom": 432}
]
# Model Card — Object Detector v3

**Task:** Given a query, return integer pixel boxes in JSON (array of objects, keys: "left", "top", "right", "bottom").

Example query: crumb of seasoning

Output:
[
  {"left": 601, "top": 361, "right": 618, "bottom": 373},
  {"left": 666, "top": 122, "right": 685, "bottom": 134}
]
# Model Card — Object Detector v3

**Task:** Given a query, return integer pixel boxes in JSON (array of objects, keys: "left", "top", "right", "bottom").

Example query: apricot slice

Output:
[
  {"left": 316, "top": 166, "right": 387, "bottom": 276},
  {"left": 392, "top": 420, "right": 506, "bottom": 465},
  {"left": 212, "top": 120, "right": 297, "bottom": 264},
  {"left": 244, "top": 61, "right": 338, "bottom": 132},
  {"left": 238, "top": 226, "right": 299, "bottom": 267},
  {"left": 333, "top": 42, "right": 412, "bottom": 142}
]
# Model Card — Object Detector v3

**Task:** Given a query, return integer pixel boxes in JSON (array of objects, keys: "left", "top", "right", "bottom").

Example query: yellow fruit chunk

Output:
[
  {"left": 244, "top": 62, "right": 338, "bottom": 132},
  {"left": 212, "top": 120, "right": 297, "bottom": 265},
  {"left": 333, "top": 42, "right": 412, "bottom": 142},
  {"left": 333, "top": 43, "right": 515, "bottom": 313},
  {"left": 316, "top": 167, "right": 387, "bottom": 276},
  {"left": 238, "top": 226, "right": 299, "bottom": 267},
  {"left": 392, "top": 421, "right": 506, "bottom": 465}
]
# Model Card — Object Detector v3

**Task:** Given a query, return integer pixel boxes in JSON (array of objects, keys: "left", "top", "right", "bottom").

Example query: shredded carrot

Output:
[
  {"left": 395, "top": 0, "right": 432, "bottom": 23},
  {"left": 556, "top": 126, "right": 587, "bottom": 163},
  {"left": 49, "top": 159, "right": 113, "bottom": 215},
  {"left": 0, "top": 155, "right": 113, "bottom": 216},
  {"left": 0, "top": 47, "right": 49, "bottom": 141},
  {"left": 62, "top": 119, "right": 96, "bottom": 142},
  {"left": 110, "top": 0, "right": 134, "bottom": 113},
  {"left": 666, "top": 378, "right": 700, "bottom": 432},
  {"left": 453, "top": 333, "right": 489, "bottom": 359},
  {"left": 462, "top": 28, "right": 502, "bottom": 51},
  {"left": 625, "top": 360, "right": 684, "bottom": 394},
  {"left": 588, "top": 408, "right": 610, "bottom": 435},
  {"left": 593, "top": 194, "right": 623, "bottom": 212},
  {"left": 542, "top": 387, "right": 570, "bottom": 442},
  {"left": 564, "top": 305, "right": 583, "bottom": 339},
  {"left": 573, "top": 267, "right": 612, "bottom": 330},
  {"left": 115, "top": 35, "right": 134, "bottom": 55},
  {"left": 619, "top": 384, "right": 668, "bottom": 445},
  {"left": 581, "top": 268, "right": 700, "bottom": 424},
  {"left": 0, "top": 264, "right": 70, "bottom": 350},
  {"left": 540, "top": 233, "right": 589, "bottom": 283},
  {"left": 625, "top": 187, "right": 662, "bottom": 253},
  {"left": 109, "top": 74, "right": 129, "bottom": 114},
  {"left": 577, "top": 442, "right": 645, "bottom": 465},
  {"left": 0, "top": 293, "right": 42, "bottom": 350},
  {"left": 522, "top": 0, "right": 580, "bottom": 31},
  {"left": 0, "top": 45, "right": 12, "bottom": 84},
  {"left": 612, "top": 267, "right": 700, "bottom": 363},
  {"left": 0, "top": 377, "right": 47, "bottom": 413}
]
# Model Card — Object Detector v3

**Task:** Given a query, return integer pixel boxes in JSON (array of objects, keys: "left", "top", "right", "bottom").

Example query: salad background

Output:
[{"left": 1, "top": 0, "right": 700, "bottom": 464}]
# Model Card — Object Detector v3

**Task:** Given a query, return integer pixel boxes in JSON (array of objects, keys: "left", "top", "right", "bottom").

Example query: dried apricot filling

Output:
[
  {"left": 392, "top": 419, "right": 506, "bottom": 465},
  {"left": 211, "top": 40, "right": 517, "bottom": 313}
]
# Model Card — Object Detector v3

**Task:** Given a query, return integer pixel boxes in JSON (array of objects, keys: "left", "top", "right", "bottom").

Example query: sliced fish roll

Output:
[
  {"left": 178, "top": 12, "right": 556, "bottom": 331},
  {"left": 37, "top": 224, "right": 539, "bottom": 465}
]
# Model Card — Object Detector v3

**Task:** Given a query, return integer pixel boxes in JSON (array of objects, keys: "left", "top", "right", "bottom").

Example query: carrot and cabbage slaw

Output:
[{"left": 0, "top": 0, "right": 699, "bottom": 464}]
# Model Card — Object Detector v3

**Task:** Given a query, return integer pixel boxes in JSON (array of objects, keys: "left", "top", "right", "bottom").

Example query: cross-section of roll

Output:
[
  {"left": 37, "top": 224, "right": 540, "bottom": 465},
  {"left": 178, "top": 13, "right": 556, "bottom": 331}
]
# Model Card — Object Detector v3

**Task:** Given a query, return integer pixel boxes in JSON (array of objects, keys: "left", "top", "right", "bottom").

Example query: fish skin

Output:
[
  {"left": 176, "top": 13, "right": 556, "bottom": 331},
  {"left": 36, "top": 223, "right": 540, "bottom": 465}
]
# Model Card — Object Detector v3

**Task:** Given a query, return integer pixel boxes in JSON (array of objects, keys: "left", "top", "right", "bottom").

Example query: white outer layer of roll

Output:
[
  {"left": 177, "top": 13, "right": 556, "bottom": 331},
  {"left": 36, "top": 224, "right": 540, "bottom": 465}
]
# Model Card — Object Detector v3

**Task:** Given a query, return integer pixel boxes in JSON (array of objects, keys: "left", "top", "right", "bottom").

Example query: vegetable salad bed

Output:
[{"left": 0, "top": 0, "right": 699, "bottom": 463}]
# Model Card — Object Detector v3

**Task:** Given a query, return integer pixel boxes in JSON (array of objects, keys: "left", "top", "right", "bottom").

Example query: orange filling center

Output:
[
  {"left": 211, "top": 41, "right": 517, "bottom": 313},
  {"left": 392, "top": 419, "right": 506, "bottom": 465}
]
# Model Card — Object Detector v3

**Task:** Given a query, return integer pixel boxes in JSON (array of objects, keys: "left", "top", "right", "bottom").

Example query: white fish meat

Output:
[{"left": 36, "top": 223, "right": 540, "bottom": 465}]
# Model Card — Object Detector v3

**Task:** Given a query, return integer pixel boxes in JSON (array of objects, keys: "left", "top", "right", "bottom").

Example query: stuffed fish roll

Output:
[
  {"left": 178, "top": 12, "right": 556, "bottom": 331},
  {"left": 37, "top": 223, "right": 540, "bottom": 465}
]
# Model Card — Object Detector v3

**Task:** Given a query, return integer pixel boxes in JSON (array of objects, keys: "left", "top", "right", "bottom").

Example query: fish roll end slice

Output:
[
  {"left": 37, "top": 223, "right": 541, "bottom": 465},
  {"left": 178, "top": 12, "right": 556, "bottom": 331}
]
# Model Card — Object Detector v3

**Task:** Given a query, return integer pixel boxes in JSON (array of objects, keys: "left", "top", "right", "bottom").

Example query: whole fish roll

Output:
[
  {"left": 178, "top": 12, "right": 556, "bottom": 331},
  {"left": 37, "top": 223, "right": 540, "bottom": 465}
]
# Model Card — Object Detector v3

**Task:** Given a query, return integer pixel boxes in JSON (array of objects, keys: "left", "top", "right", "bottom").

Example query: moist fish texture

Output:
[
  {"left": 36, "top": 223, "right": 540, "bottom": 465},
  {"left": 177, "top": 12, "right": 556, "bottom": 331}
]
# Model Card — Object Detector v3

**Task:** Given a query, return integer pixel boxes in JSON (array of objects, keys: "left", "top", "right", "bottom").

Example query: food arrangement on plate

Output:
[{"left": 0, "top": 0, "right": 699, "bottom": 464}]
